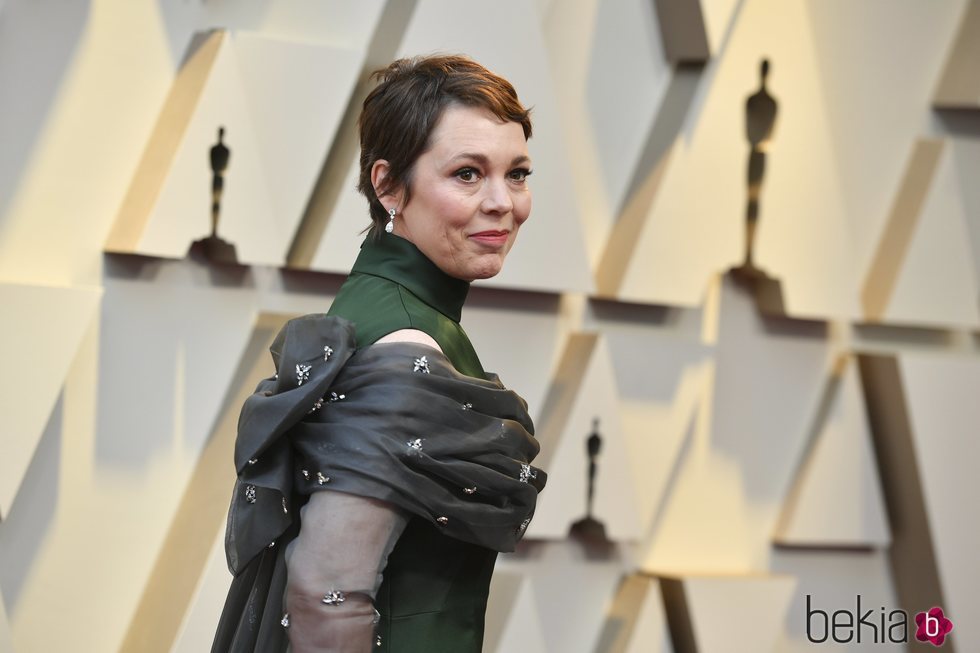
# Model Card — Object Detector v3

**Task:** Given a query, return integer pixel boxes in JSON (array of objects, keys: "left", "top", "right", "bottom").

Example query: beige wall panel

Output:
[
  {"left": 591, "top": 302, "right": 713, "bottom": 534},
  {"left": 793, "top": 1, "right": 965, "bottom": 313},
  {"left": 774, "top": 356, "right": 890, "bottom": 548},
  {"left": 110, "top": 32, "right": 363, "bottom": 266},
  {"left": 170, "top": 528, "right": 231, "bottom": 652},
  {"left": 901, "top": 354, "right": 980, "bottom": 651},
  {"left": 623, "top": 577, "right": 673, "bottom": 653},
  {"left": 484, "top": 572, "right": 548, "bottom": 653},
  {"left": 879, "top": 140, "right": 980, "bottom": 328},
  {"left": 955, "top": 138, "right": 980, "bottom": 292},
  {"left": 0, "top": 283, "right": 100, "bottom": 518},
  {"left": 309, "top": 0, "right": 593, "bottom": 295},
  {"left": 0, "top": 596, "right": 11, "bottom": 653},
  {"left": 504, "top": 541, "right": 631, "bottom": 653},
  {"left": 770, "top": 549, "right": 899, "bottom": 652},
  {"left": 934, "top": 0, "right": 980, "bottom": 108},
  {"left": 461, "top": 290, "right": 565, "bottom": 424},
  {"left": 542, "top": 0, "right": 671, "bottom": 264},
  {"left": 617, "top": 0, "right": 816, "bottom": 308},
  {"left": 595, "top": 574, "right": 673, "bottom": 653},
  {"left": 526, "top": 334, "right": 643, "bottom": 541},
  {"left": 661, "top": 573, "right": 796, "bottom": 653},
  {"left": 643, "top": 276, "right": 831, "bottom": 572},
  {"left": 700, "top": 0, "right": 743, "bottom": 54}
]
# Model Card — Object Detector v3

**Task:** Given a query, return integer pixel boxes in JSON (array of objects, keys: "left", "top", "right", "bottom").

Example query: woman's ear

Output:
[{"left": 371, "top": 159, "right": 402, "bottom": 210}]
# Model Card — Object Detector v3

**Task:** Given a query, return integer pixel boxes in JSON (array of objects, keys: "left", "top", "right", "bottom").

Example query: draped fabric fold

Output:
[{"left": 214, "top": 314, "right": 545, "bottom": 652}]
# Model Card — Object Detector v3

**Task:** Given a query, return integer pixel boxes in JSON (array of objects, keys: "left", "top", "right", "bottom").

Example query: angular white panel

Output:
[
  {"left": 310, "top": 0, "right": 592, "bottom": 294},
  {"left": 644, "top": 275, "right": 831, "bottom": 571},
  {"left": 700, "top": 0, "right": 742, "bottom": 53},
  {"left": 460, "top": 293, "right": 564, "bottom": 426},
  {"left": 484, "top": 573, "right": 548, "bottom": 653},
  {"left": 0, "top": 283, "right": 100, "bottom": 518},
  {"left": 682, "top": 574, "right": 796, "bottom": 653},
  {"left": 171, "top": 529, "right": 231, "bottom": 653},
  {"left": 526, "top": 334, "right": 642, "bottom": 541},
  {"left": 110, "top": 31, "right": 364, "bottom": 266},
  {"left": 520, "top": 541, "right": 631, "bottom": 653},
  {"left": 770, "top": 549, "right": 899, "bottom": 652},
  {"left": 901, "top": 354, "right": 980, "bottom": 653},
  {"left": 542, "top": 0, "right": 671, "bottom": 259},
  {"left": 0, "top": 594, "right": 12, "bottom": 653},
  {"left": 882, "top": 140, "right": 980, "bottom": 328},
  {"left": 775, "top": 357, "right": 890, "bottom": 548},
  {"left": 625, "top": 578, "right": 673, "bottom": 653},
  {"left": 933, "top": 0, "right": 980, "bottom": 108},
  {"left": 804, "top": 0, "right": 965, "bottom": 285},
  {"left": 599, "top": 574, "right": 674, "bottom": 653}
]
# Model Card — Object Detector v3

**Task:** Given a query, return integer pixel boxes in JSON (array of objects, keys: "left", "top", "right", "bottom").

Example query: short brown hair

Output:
[{"left": 357, "top": 54, "right": 533, "bottom": 235}]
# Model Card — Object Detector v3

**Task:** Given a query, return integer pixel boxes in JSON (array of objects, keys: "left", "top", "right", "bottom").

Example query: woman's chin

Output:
[{"left": 461, "top": 255, "right": 505, "bottom": 281}]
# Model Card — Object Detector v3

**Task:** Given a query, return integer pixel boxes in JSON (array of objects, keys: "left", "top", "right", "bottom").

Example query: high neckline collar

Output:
[{"left": 350, "top": 233, "right": 471, "bottom": 323}]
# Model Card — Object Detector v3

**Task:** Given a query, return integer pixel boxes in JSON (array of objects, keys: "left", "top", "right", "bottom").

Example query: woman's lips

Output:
[{"left": 468, "top": 230, "right": 510, "bottom": 246}]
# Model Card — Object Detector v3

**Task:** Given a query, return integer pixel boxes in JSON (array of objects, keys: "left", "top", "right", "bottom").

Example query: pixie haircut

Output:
[{"left": 357, "top": 54, "right": 533, "bottom": 235}]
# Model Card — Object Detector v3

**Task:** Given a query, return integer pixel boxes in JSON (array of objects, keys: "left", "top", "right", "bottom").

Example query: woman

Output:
[{"left": 212, "top": 55, "right": 546, "bottom": 652}]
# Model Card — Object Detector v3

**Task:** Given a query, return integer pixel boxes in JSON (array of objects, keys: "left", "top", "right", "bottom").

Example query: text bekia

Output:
[{"left": 805, "top": 595, "right": 908, "bottom": 644}]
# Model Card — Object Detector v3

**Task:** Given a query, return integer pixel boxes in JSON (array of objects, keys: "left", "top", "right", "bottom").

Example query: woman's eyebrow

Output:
[{"left": 447, "top": 153, "right": 532, "bottom": 167}]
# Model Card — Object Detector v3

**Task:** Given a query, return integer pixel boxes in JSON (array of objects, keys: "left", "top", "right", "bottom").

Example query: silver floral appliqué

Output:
[
  {"left": 322, "top": 590, "right": 346, "bottom": 605},
  {"left": 323, "top": 345, "right": 334, "bottom": 361},
  {"left": 244, "top": 484, "right": 257, "bottom": 503},
  {"left": 413, "top": 356, "right": 430, "bottom": 373},
  {"left": 406, "top": 438, "right": 424, "bottom": 451},
  {"left": 519, "top": 464, "right": 537, "bottom": 484},
  {"left": 296, "top": 363, "right": 312, "bottom": 385}
]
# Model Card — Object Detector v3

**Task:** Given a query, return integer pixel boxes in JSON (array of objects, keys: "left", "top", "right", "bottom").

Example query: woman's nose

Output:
[{"left": 480, "top": 177, "right": 514, "bottom": 214}]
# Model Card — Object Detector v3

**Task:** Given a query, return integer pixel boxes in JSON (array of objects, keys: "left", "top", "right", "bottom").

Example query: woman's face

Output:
[{"left": 374, "top": 104, "right": 533, "bottom": 281}]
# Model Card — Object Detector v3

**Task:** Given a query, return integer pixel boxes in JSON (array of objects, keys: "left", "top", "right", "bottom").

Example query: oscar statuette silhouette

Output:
[
  {"left": 189, "top": 126, "right": 240, "bottom": 263},
  {"left": 569, "top": 418, "right": 614, "bottom": 555}
]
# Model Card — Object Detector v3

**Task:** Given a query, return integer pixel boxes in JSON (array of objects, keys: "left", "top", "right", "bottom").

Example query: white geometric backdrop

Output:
[{"left": 1, "top": 1, "right": 977, "bottom": 651}]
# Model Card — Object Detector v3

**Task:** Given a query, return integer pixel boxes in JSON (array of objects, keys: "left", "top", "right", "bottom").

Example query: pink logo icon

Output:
[{"left": 915, "top": 607, "right": 953, "bottom": 647}]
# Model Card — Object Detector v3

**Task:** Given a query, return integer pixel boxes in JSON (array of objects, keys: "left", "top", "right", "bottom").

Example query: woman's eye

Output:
[
  {"left": 455, "top": 167, "right": 479, "bottom": 182},
  {"left": 509, "top": 168, "right": 533, "bottom": 183}
]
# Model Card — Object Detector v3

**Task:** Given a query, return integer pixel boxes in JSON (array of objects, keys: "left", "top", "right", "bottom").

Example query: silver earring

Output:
[{"left": 385, "top": 207, "right": 395, "bottom": 233}]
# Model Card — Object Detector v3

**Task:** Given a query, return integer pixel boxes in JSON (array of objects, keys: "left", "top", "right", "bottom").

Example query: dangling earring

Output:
[{"left": 385, "top": 207, "right": 395, "bottom": 234}]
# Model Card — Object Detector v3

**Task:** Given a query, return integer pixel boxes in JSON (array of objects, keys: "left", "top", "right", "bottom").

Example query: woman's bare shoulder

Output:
[{"left": 374, "top": 329, "right": 443, "bottom": 353}]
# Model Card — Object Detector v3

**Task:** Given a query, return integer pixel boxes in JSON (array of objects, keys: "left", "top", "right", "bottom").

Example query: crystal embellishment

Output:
[
  {"left": 407, "top": 438, "right": 423, "bottom": 451},
  {"left": 282, "top": 497, "right": 288, "bottom": 514},
  {"left": 301, "top": 469, "right": 310, "bottom": 481},
  {"left": 329, "top": 391, "right": 345, "bottom": 402},
  {"left": 322, "top": 590, "right": 346, "bottom": 605},
  {"left": 461, "top": 402, "right": 473, "bottom": 410},
  {"left": 281, "top": 613, "right": 290, "bottom": 628},
  {"left": 376, "top": 634, "right": 382, "bottom": 647},
  {"left": 436, "top": 516, "right": 449, "bottom": 526},
  {"left": 463, "top": 486, "right": 477, "bottom": 495},
  {"left": 309, "top": 397, "right": 324, "bottom": 413},
  {"left": 517, "top": 516, "right": 531, "bottom": 535},
  {"left": 413, "top": 356, "right": 430, "bottom": 373},
  {"left": 296, "top": 363, "right": 312, "bottom": 386},
  {"left": 519, "top": 464, "right": 537, "bottom": 484},
  {"left": 317, "top": 472, "right": 330, "bottom": 485},
  {"left": 323, "top": 345, "right": 334, "bottom": 361},
  {"left": 247, "top": 458, "right": 258, "bottom": 465},
  {"left": 244, "top": 485, "right": 257, "bottom": 503}
]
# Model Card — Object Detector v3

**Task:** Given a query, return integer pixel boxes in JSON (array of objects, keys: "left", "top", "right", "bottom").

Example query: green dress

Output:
[
  {"left": 213, "top": 232, "right": 543, "bottom": 653},
  {"left": 326, "top": 233, "right": 495, "bottom": 652}
]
